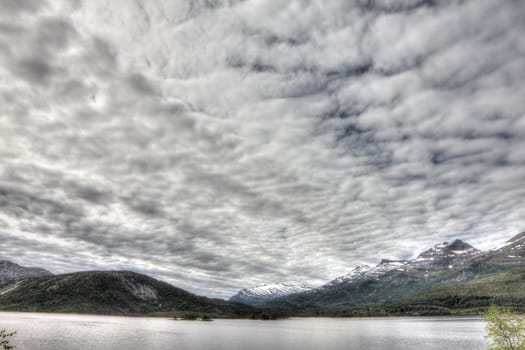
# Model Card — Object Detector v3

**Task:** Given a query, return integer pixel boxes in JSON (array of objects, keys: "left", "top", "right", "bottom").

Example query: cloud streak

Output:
[{"left": 0, "top": 0, "right": 524, "bottom": 298}]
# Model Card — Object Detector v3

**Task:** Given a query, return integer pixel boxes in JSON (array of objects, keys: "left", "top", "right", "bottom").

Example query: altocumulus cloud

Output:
[{"left": 0, "top": 0, "right": 524, "bottom": 298}]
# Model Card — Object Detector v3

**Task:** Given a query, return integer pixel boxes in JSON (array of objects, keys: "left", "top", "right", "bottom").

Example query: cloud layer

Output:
[{"left": 1, "top": 0, "right": 524, "bottom": 298}]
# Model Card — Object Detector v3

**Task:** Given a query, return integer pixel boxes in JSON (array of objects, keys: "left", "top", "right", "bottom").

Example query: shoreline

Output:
[{"left": 0, "top": 309, "right": 485, "bottom": 321}]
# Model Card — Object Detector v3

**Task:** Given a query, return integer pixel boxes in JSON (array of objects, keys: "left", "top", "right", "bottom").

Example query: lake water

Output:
[{"left": 0, "top": 312, "right": 487, "bottom": 349}]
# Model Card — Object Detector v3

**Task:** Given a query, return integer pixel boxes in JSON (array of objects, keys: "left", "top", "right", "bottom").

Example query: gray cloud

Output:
[{"left": 0, "top": 0, "right": 524, "bottom": 298}]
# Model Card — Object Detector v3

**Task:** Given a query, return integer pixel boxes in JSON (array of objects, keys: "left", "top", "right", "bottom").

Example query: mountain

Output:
[
  {"left": 302, "top": 266, "right": 525, "bottom": 318},
  {"left": 263, "top": 235, "right": 525, "bottom": 309},
  {"left": 0, "top": 270, "right": 258, "bottom": 318},
  {"left": 0, "top": 260, "right": 53, "bottom": 287},
  {"left": 387, "top": 265, "right": 525, "bottom": 315},
  {"left": 230, "top": 283, "right": 314, "bottom": 306},
  {"left": 321, "top": 239, "right": 481, "bottom": 289},
  {"left": 2, "top": 232, "right": 524, "bottom": 317}
]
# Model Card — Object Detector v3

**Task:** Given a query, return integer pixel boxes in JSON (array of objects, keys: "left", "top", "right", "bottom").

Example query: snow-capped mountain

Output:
[
  {"left": 230, "top": 283, "right": 315, "bottom": 306},
  {"left": 0, "top": 260, "right": 53, "bottom": 287},
  {"left": 325, "top": 264, "right": 375, "bottom": 286},
  {"left": 321, "top": 239, "right": 481, "bottom": 291},
  {"left": 257, "top": 237, "right": 525, "bottom": 308},
  {"left": 231, "top": 239, "right": 489, "bottom": 307},
  {"left": 323, "top": 260, "right": 408, "bottom": 287}
]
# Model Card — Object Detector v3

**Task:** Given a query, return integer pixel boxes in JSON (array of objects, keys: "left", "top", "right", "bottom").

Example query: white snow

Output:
[
  {"left": 450, "top": 250, "right": 470, "bottom": 254},
  {"left": 231, "top": 283, "right": 315, "bottom": 304}
]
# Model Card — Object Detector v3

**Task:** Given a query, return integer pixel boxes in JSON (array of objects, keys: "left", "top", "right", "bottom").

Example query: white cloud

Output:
[{"left": 0, "top": 0, "right": 524, "bottom": 298}]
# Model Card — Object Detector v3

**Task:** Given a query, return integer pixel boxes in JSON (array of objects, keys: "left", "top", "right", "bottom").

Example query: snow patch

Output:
[{"left": 124, "top": 280, "right": 158, "bottom": 301}]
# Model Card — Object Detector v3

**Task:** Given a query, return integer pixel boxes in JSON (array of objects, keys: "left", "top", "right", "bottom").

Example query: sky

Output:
[{"left": 0, "top": 0, "right": 524, "bottom": 299}]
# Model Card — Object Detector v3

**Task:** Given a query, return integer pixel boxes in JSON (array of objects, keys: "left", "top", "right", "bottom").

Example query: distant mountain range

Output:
[
  {"left": 230, "top": 283, "right": 314, "bottom": 306},
  {"left": 1, "top": 231, "right": 524, "bottom": 317},
  {"left": 231, "top": 232, "right": 525, "bottom": 314}
]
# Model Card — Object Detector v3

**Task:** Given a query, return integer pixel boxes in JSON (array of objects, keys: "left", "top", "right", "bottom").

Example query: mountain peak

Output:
[
  {"left": 325, "top": 264, "right": 374, "bottom": 286},
  {"left": 417, "top": 239, "right": 478, "bottom": 258},
  {"left": 447, "top": 239, "right": 475, "bottom": 251}
]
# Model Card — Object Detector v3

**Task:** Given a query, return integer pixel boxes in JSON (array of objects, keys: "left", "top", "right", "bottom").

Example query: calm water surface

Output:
[{"left": 0, "top": 312, "right": 486, "bottom": 350}]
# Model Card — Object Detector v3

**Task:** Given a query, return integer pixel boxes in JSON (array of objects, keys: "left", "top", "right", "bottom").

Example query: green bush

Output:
[
  {"left": 0, "top": 330, "right": 16, "bottom": 350},
  {"left": 483, "top": 305, "right": 525, "bottom": 350}
]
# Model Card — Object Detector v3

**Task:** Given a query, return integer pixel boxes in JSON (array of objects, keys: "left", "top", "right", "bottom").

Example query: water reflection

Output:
[{"left": 0, "top": 312, "right": 486, "bottom": 350}]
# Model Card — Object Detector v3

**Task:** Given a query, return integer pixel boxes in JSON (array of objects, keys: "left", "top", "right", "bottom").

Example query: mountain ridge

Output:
[
  {"left": 236, "top": 233, "right": 525, "bottom": 310},
  {"left": 1, "top": 231, "right": 524, "bottom": 317},
  {"left": 0, "top": 270, "right": 259, "bottom": 318}
]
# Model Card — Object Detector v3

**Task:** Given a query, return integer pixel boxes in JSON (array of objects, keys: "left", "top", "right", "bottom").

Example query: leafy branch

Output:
[{"left": 483, "top": 306, "right": 525, "bottom": 350}]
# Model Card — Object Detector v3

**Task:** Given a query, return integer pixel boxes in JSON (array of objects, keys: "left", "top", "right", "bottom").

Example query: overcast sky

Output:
[{"left": 1, "top": 0, "right": 524, "bottom": 298}]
